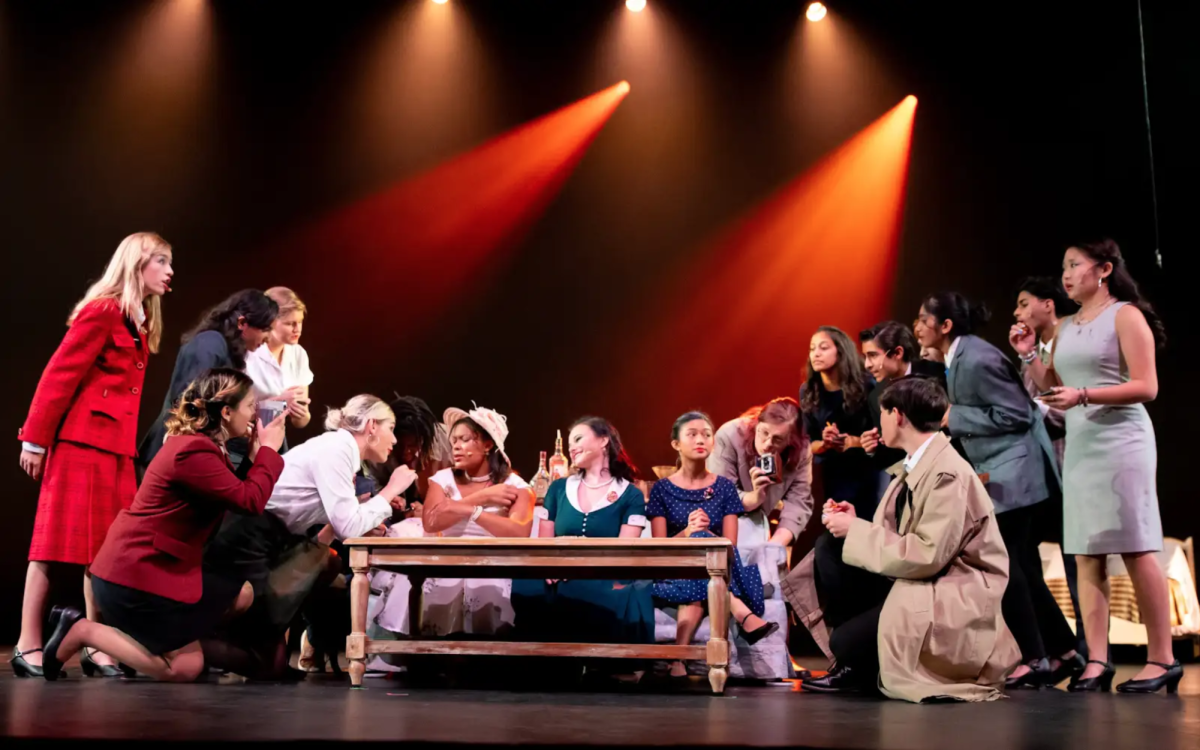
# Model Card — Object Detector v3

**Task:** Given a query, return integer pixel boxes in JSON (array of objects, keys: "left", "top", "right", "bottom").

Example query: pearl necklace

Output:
[
  {"left": 581, "top": 476, "right": 615, "bottom": 490},
  {"left": 468, "top": 474, "right": 491, "bottom": 484}
]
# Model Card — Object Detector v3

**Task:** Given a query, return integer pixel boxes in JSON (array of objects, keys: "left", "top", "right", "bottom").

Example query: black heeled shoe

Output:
[
  {"left": 1006, "top": 658, "right": 1051, "bottom": 689},
  {"left": 81, "top": 649, "right": 135, "bottom": 678},
  {"left": 1116, "top": 660, "right": 1184, "bottom": 694},
  {"left": 1067, "top": 660, "right": 1115, "bottom": 692},
  {"left": 1044, "top": 653, "right": 1086, "bottom": 687},
  {"left": 12, "top": 648, "right": 53, "bottom": 678},
  {"left": 41, "top": 606, "right": 85, "bottom": 682},
  {"left": 738, "top": 615, "right": 780, "bottom": 646}
]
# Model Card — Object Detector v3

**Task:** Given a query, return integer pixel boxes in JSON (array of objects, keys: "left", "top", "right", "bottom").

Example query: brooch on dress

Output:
[
  {"left": 607, "top": 490, "right": 619, "bottom": 503},
  {"left": 703, "top": 487, "right": 715, "bottom": 500}
]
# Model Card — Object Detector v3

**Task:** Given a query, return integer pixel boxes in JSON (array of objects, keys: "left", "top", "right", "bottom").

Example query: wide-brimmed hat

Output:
[{"left": 448, "top": 402, "right": 510, "bottom": 466}]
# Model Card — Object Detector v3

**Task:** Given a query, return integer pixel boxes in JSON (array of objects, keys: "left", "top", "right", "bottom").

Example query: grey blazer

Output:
[
  {"left": 708, "top": 417, "right": 814, "bottom": 539},
  {"left": 946, "top": 334, "right": 1060, "bottom": 514}
]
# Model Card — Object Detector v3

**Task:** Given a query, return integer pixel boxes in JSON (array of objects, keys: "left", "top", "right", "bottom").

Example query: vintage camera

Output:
[{"left": 754, "top": 453, "right": 781, "bottom": 483}]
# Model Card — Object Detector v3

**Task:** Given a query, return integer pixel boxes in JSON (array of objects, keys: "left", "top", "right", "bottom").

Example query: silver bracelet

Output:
[{"left": 1020, "top": 350, "right": 1038, "bottom": 365}]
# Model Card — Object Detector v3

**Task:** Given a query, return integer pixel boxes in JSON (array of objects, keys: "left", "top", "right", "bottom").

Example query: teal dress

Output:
[{"left": 512, "top": 477, "right": 655, "bottom": 644}]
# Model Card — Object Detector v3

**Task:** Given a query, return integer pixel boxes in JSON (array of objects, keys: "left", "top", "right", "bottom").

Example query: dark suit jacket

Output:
[
  {"left": 946, "top": 335, "right": 1060, "bottom": 513},
  {"left": 138, "top": 331, "right": 233, "bottom": 467},
  {"left": 19, "top": 300, "right": 148, "bottom": 456},
  {"left": 866, "top": 360, "right": 949, "bottom": 471},
  {"left": 91, "top": 434, "right": 284, "bottom": 603}
]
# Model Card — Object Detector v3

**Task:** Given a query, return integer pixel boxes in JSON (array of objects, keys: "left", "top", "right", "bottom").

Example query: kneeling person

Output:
[{"left": 806, "top": 377, "right": 1019, "bottom": 702}]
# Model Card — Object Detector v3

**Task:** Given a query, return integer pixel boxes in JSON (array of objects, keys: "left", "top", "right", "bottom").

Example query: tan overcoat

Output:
[{"left": 842, "top": 433, "right": 1020, "bottom": 702}]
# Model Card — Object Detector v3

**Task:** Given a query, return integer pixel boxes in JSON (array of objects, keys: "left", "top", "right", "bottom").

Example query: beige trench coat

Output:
[{"left": 841, "top": 433, "right": 1020, "bottom": 702}]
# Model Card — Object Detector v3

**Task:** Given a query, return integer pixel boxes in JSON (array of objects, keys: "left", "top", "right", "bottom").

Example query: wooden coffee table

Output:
[{"left": 343, "top": 537, "right": 734, "bottom": 694}]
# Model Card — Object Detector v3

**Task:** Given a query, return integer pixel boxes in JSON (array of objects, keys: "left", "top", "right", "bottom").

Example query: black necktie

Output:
[{"left": 894, "top": 480, "right": 912, "bottom": 530}]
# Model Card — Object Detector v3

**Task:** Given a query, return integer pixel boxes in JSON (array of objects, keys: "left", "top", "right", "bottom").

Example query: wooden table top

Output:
[{"left": 343, "top": 537, "right": 732, "bottom": 549}]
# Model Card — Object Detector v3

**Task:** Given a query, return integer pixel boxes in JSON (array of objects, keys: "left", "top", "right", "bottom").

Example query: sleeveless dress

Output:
[
  {"left": 1054, "top": 302, "right": 1161, "bottom": 555},
  {"left": 370, "top": 468, "right": 527, "bottom": 635}
]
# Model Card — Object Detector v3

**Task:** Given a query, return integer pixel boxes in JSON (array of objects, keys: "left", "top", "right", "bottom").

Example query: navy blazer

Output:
[
  {"left": 946, "top": 334, "right": 1060, "bottom": 513},
  {"left": 138, "top": 331, "right": 233, "bottom": 467}
]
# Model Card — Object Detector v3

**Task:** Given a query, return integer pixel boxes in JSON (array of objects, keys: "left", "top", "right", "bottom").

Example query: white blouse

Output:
[
  {"left": 430, "top": 468, "right": 530, "bottom": 538},
  {"left": 245, "top": 342, "right": 314, "bottom": 401},
  {"left": 266, "top": 429, "right": 393, "bottom": 539}
]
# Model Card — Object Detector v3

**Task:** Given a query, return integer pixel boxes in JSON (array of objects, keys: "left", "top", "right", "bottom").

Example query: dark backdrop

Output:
[{"left": 1, "top": 0, "right": 1194, "bottom": 640}]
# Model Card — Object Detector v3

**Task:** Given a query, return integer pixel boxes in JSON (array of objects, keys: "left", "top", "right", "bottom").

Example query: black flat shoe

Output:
[
  {"left": 1067, "top": 660, "right": 1115, "bottom": 693},
  {"left": 81, "top": 649, "right": 135, "bottom": 678},
  {"left": 10, "top": 648, "right": 62, "bottom": 679},
  {"left": 1006, "top": 658, "right": 1051, "bottom": 690},
  {"left": 1116, "top": 660, "right": 1184, "bottom": 694},
  {"left": 738, "top": 616, "right": 780, "bottom": 646},
  {"left": 41, "top": 606, "right": 85, "bottom": 682},
  {"left": 1045, "top": 653, "right": 1086, "bottom": 686},
  {"left": 801, "top": 664, "right": 875, "bottom": 694}
]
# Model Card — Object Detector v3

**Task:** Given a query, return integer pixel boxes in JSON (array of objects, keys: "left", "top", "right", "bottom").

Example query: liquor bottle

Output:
[
  {"left": 530, "top": 451, "right": 551, "bottom": 506},
  {"left": 548, "top": 429, "right": 569, "bottom": 481}
]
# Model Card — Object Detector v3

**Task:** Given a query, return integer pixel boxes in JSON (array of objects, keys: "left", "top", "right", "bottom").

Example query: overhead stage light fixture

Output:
[
  {"left": 626, "top": 0, "right": 647, "bottom": 12},
  {"left": 432, "top": 0, "right": 448, "bottom": 5},
  {"left": 806, "top": 2, "right": 827, "bottom": 22}
]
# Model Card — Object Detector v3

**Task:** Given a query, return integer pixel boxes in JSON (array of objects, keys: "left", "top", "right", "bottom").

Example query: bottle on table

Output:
[
  {"left": 530, "top": 451, "right": 551, "bottom": 506},
  {"left": 548, "top": 429, "right": 569, "bottom": 481}
]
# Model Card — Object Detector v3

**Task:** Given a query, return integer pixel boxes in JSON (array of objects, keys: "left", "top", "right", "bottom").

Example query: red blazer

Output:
[
  {"left": 90, "top": 435, "right": 285, "bottom": 603},
  {"left": 18, "top": 299, "right": 148, "bottom": 456}
]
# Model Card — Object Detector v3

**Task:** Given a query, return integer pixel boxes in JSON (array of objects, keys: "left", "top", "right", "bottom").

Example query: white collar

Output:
[
  {"left": 251, "top": 343, "right": 287, "bottom": 369},
  {"left": 903, "top": 362, "right": 913, "bottom": 376},
  {"left": 1038, "top": 338, "right": 1053, "bottom": 355},
  {"left": 944, "top": 337, "right": 963, "bottom": 369},
  {"left": 334, "top": 428, "right": 362, "bottom": 468},
  {"left": 133, "top": 305, "right": 147, "bottom": 327},
  {"left": 565, "top": 473, "right": 629, "bottom": 514},
  {"left": 903, "top": 433, "right": 939, "bottom": 474}
]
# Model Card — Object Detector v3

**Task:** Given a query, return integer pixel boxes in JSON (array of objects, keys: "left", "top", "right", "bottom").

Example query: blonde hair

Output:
[
  {"left": 165, "top": 368, "right": 255, "bottom": 439},
  {"left": 70, "top": 232, "right": 172, "bottom": 353},
  {"left": 325, "top": 394, "right": 394, "bottom": 434},
  {"left": 265, "top": 286, "right": 307, "bottom": 319}
]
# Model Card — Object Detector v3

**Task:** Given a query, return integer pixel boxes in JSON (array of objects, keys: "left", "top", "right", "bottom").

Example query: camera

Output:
[{"left": 754, "top": 453, "right": 780, "bottom": 483}]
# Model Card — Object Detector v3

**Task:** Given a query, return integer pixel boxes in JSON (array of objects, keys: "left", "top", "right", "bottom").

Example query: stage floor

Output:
[{"left": 2, "top": 655, "right": 1197, "bottom": 749}]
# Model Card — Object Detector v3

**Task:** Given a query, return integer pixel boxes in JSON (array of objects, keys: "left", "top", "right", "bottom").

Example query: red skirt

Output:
[{"left": 28, "top": 441, "right": 136, "bottom": 565}]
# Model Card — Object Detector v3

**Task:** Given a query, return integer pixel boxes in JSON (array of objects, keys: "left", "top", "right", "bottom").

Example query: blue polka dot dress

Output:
[{"left": 646, "top": 475, "right": 765, "bottom": 617}]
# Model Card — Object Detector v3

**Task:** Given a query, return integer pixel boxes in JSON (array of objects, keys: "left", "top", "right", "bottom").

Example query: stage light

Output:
[
  {"left": 806, "top": 2, "right": 827, "bottom": 22},
  {"left": 626, "top": 0, "right": 647, "bottom": 12},
  {"left": 432, "top": 0, "right": 449, "bottom": 5}
]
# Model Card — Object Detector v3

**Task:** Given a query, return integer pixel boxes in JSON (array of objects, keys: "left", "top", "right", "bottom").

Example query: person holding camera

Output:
[
  {"left": 708, "top": 397, "right": 813, "bottom": 549},
  {"left": 801, "top": 376, "right": 1018, "bottom": 701},
  {"left": 37, "top": 368, "right": 288, "bottom": 683}
]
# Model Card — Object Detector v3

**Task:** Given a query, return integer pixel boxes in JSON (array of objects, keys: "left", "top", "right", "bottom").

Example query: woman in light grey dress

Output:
[{"left": 1012, "top": 239, "right": 1179, "bottom": 694}]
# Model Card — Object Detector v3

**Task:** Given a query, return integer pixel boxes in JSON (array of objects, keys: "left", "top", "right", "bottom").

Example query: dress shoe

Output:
[
  {"left": 1044, "top": 653, "right": 1086, "bottom": 686},
  {"left": 801, "top": 664, "right": 875, "bottom": 694},
  {"left": 81, "top": 649, "right": 135, "bottom": 678},
  {"left": 1116, "top": 660, "right": 1184, "bottom": 694},
  {"left": 739, "top": 616, "right": 780, "bottom": 647},
  {"left": 41, "top": 606, "right": 85, "bottom": 682},
  {"left": 1067, "top": 660, "right": 1115, "bottom": 692},
  {"left": 11, "top": 648, "right": 64, "bottom": 679},
  {"left": 1006, "top": 658, "right": 1051, "bottom": 689}
]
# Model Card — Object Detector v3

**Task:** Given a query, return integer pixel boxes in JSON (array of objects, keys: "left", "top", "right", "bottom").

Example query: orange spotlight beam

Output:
[
  {"left": 278, "top": 81, "right": 630, "bottom": 328},
  {"left": 593, "top": 96, "right": 918, "bottom": 448}
]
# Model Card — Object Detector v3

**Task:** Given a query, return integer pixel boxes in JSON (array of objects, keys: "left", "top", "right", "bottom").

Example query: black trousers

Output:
[
  {"left": 813, "top": 531, "right": 894, "bottom": 630},
  {"left": 996, "top": 503, "right": 1078, "bottom": 662},
  {"left": 829, "top": 600, "right": 888, "bottom": 673}
]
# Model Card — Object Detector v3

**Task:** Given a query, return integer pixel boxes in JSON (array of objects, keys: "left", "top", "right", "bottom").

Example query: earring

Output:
[{"left": 367, "top": 435, "right": 378, "bottom": 447}]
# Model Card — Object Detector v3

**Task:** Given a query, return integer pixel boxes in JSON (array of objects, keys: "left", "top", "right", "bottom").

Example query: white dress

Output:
[{"left": 371, "top": 469, "right": 528, "bottom": 636}]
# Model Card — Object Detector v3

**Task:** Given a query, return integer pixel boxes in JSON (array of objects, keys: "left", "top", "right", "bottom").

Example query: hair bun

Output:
[
  {"left": 183, "top": 400, "right": 203, "bottom": 417},
  {"left": 969, "top": 302, "right": 992, "bottom": 327},
  {"left": 324, "top": 407, "right": 344, "bottom": 432}
]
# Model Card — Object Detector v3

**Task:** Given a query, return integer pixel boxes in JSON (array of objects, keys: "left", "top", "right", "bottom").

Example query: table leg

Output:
[
  {"left": 347, "top": 548, "right": 370, "bottom": 687},
  {"left": 706, "top": 571, "right": 730, "bottom": 695},
  {"left": 409, "top": 576, "right": 425, "bottom": 637}
]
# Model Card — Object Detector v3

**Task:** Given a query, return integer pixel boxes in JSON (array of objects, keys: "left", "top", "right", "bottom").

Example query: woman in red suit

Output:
[
  {"left": 13, "top": 232, "right": 174, "bottom": 678},
  {"left": 39, "top": 368, "right": 287, "bottom": 682}
]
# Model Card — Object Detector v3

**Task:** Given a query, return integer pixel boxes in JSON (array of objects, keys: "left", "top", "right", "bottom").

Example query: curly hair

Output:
[
  {"left": 165, "top": 368, "right": 255, "bottom": 439},
  {"left": 800, "top": 326, "right": 869, "bottom": 415},
  {"left": 183, "top": 289, "right": 278, "bottom": 369}
]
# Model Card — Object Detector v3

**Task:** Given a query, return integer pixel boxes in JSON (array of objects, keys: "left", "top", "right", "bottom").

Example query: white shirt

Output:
[
  {"left": 266, "top": 429, "right": 393, "bottom": 539},
  {"left": 430, "top": 468, "right": 530, "bottom": 538},
  {"left": 903, "top": 433, "right": 939, "bottom": 474},
  {"left": 245, "top": 343, "right": 314, "bottom": 401},
  {"left": 903, "top": 362, "right": 913, "bottom": 376},
  {"left": 943, "top": 337, "right": 963, "bottom": 370}
]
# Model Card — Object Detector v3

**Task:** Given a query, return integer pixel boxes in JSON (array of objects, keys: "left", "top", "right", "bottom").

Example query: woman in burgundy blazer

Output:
[
  {"left": 40, "top": 368, "right": 287, "bottom": 683},
  {"left": 13, "top": 232, "right": 173, "bottom": 679}
]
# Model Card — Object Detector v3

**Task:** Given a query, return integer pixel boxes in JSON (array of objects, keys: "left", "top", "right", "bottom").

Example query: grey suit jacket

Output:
[
  {"left": 708, "top": 417, "right": 814, "bottom": 539},
  {"left": 946, "top": 335, "right": 1060, "bottom": 514}
]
